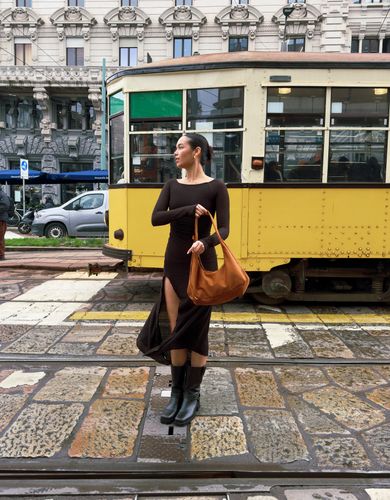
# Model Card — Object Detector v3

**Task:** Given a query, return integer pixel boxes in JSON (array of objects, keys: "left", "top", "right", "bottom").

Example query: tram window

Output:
[
  {"left": 351, "top": 37, "right": 359, "bottom": 53},
  {"left": 331, "top": 88, "right": 388, "bottom": 127},
  {"left": 187, "top": 87, "right": 244, "bottom": 129},
  {"left": 267, "top": 88, "right": 325, "bottom": 127},
  {"left": 109, "top": 92, "right": 124, "bottom": 116},
  {"left": 130, "top": 134, "right": 182, "bottom": 183},
  {"left": 265, "top": 131, "right": 323, "bottom": 183},
  {"left": 110, "top": 114, "right": 124, "bottom": 184},
  {"left": 130, "top": 91, "right": 182, "bottom": 131},
  {"left": 383, "top": 38, "right": 390, "bottom": 53},
  {"left": 328, "top": 131, "right": 386, "bottom": 183}
]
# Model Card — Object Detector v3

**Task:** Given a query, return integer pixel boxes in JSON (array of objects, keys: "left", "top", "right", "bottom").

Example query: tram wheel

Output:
[{"left": 251, "top": 292, "right": 285, "bottom": 306}]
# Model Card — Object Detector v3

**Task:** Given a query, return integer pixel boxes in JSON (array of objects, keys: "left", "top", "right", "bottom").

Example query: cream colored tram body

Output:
[{"left": 103, "top": 52, "right": 390, "bottom": 303}]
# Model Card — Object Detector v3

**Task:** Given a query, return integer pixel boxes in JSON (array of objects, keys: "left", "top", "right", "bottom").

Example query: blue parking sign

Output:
[{"left": 20, "top": 158, "right": 29, "bottom": 180}]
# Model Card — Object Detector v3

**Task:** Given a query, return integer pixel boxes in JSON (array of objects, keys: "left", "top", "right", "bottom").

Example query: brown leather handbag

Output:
[{"left": 187, "top": 211, "right": 250, "bottom": 305}]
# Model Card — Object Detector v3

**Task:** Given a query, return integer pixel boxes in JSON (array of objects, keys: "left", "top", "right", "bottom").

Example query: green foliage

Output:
[{"left": 6, "top": 237, "right": 104, "bottom": 248}]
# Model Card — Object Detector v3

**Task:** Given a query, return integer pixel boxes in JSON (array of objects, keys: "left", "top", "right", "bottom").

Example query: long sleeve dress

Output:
[{"left": 137, "top": 178, "right": 230, "bottom": 365}]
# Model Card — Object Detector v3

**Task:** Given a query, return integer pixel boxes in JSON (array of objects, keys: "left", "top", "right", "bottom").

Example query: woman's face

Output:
[{"left": 174, "top": 136, "right": 197, "bottom": 170}]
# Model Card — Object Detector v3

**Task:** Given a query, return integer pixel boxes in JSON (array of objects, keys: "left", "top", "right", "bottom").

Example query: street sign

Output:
[{"left": 20, "top": 158, "right": 29, "bottom": 180}]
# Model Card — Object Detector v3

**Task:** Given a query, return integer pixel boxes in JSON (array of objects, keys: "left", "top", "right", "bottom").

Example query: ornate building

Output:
[{"left": 0, "top": 0, "right": 388, "bottom": 203}]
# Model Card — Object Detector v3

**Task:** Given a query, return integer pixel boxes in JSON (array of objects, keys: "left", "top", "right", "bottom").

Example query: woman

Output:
[{"left": 137, "top": 133, "right": 230, "bottom": 426}]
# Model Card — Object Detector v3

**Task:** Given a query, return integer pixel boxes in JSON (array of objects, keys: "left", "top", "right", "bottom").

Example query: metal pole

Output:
[
  {"left": 283, "top": 16, "right": 288, "bottom": 52},
  {"left": 22, "top": 178, "right": 25, "bottom": 214},
  {"left": 100, "top": 58, "right": 106, "bottom": 172}
]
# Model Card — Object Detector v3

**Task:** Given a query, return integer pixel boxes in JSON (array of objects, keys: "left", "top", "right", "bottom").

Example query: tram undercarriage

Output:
[{"left": 249, "top": 259, "right": 390, "bottom": 304}]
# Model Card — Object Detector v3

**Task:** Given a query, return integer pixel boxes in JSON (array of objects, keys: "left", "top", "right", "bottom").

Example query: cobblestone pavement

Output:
[{"left": 0, "top": 269, "right": 390, "bottom": 498}]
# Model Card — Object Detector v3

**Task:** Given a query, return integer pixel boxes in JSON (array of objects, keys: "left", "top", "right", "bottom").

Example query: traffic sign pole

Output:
[{"left": 20, "top": 159, "right": 29, "bottom": 215}]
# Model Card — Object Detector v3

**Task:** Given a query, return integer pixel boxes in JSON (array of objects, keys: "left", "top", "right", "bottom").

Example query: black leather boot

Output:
[
  {"left": 174, "top": 366, "right": 206, "bottom": 427},
  {"left": 160, "top": 364, "right": 187, "bottom": 424}
]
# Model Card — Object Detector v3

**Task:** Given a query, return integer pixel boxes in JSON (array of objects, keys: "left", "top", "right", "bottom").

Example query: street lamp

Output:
[{"left": 282, "top": 6, "right": 295, "bottom": 52}]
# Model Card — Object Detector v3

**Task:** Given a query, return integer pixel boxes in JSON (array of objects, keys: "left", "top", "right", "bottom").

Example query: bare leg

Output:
[
  {"left": 164, "top": 277, "right": 187, "bottom": 366},
  {"left": 191, "top": 351, "right": 207, "bottom": 367}
]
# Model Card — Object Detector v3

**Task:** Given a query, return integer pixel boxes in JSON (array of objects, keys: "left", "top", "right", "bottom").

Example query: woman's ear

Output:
[{"left": 194, "top": 146, "right": 202, "bottom": 159}]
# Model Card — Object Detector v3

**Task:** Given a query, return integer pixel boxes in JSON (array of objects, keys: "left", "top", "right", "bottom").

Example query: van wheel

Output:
[{"left": 45, "top": 222, "right": 67, "bottom": 239}]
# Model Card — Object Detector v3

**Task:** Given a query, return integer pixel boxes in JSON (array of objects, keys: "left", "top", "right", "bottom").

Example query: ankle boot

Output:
[
  {"left": 174, "top": 366, "right": 206, "bottom": 427},
  {"left": 160, "top": 364, "right": 187, "bottom": 424}
]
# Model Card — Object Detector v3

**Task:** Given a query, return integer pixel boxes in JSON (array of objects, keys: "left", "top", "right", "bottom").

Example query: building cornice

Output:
[
  {"left": 104, "top": 6, "right": 151, "bottom": 41},
  {"left": 0, "top": 66, "right": 118, "bottom": 88},
  {"left": 0, "top": 7, "right": 43, "bottom": 41}
]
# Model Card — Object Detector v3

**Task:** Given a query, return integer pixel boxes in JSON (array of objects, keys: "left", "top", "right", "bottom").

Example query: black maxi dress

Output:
[{"left": 137, "top": 178, "right": 230, "bottom": 365}]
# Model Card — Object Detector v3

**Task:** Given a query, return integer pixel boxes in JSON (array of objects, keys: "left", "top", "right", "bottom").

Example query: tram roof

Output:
[{"left": 107, "top": 51, "right": 390, "bottom": 84}]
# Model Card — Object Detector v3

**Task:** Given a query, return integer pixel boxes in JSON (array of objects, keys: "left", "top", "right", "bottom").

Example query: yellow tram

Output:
[{"left": 103, "top": 52, "right": 390, "bottom": 303}]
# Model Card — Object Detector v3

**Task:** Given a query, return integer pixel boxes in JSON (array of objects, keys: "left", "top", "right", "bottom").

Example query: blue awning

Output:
[
  {"left": 0, "top": 169, "right": 108, "bottom": 184},
  {"left": 0, "top": 169, "right": 48, "bottom": 185},
  {"left": 47, "top": 170, "right": 108, "bottom": 183}
]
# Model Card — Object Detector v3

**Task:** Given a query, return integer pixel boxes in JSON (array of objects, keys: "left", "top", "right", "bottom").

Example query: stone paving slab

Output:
[{"left": 0, "top": 361, "right": 387, "bottom": 471}]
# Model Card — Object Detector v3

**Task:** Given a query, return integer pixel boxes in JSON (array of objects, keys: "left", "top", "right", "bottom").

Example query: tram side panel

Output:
[
  {"left": 246, "top": 187, "right": 390, "bottom": 268},
  {"left": 108, "top": 186, "right": 247, "bottom": 269}
]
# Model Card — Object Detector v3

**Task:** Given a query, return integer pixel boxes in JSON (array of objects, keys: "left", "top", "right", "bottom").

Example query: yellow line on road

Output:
[{"left": 70, "top": 310, "right": 390, "bottom": 325}]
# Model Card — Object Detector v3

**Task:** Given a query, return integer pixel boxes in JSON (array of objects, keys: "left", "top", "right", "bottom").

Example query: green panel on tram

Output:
[{"left": 130, "top": 90, "right": 182, "bottom": 119}]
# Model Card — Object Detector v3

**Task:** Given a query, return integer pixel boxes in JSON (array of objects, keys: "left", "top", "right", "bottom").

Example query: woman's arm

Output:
[
  {"left": 151, "top": 181, "right": 196, "bottom": 226},
  {"left": 199, "top": 181, "right": 230, "bottom": 250}
]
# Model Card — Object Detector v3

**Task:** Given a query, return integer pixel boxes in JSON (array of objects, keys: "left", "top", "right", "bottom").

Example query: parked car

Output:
[{"left": 32, "top": 190, "right": 109, "bottom": 238}]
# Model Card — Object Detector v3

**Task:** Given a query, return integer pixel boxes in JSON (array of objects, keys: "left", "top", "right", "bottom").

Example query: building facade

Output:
[{"left": 0, "top": 0, "right": 389, "bottom": 204}]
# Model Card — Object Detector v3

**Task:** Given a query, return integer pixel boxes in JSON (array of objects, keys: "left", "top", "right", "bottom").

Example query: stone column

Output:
[
  {"left": 33, "top": 86, "right": 52, "bottom": 143},
  {"left": 136, "top": 27, "right": 145, "bottom": 63},
  {"left": 110, "top": 27, "right": 119, "bottom": 65},
  {"left": 320, "top": 0, "right": 349, "bottom": 52},
  {"left": 88, "top": 85, "right": 102, "bottom": 144}
]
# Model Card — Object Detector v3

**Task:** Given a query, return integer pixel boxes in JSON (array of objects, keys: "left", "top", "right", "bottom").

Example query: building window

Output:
[
  {"left": 351, "top": 37, "right": 359, "bottom": 53},
  {"left": 231, "top": 0, "right": 248, "bottom": 4},
  {"left": 60, "top": 162, "right": 94, "bottom": 203},
  {"left": 176, "top": 0, "right": 192, "bottom": 5},
  {"left": 119, "top": 47, "right": 138, "bottom": 67},
  {"left": 288, "top": 0, "right": 305, "bottom": 3},
  {"left": 55, "top": 99, "right": 95, "bottom": 130},
  {"left": 173, "top": 38, "right": 192, "bottom": 58},
  {"left": 286, "top": 37, "right": 305, "bottom": 52},
  {"left": 66, "top": 47, "right": 84, "bottom": 66},
  {"left": 68, "top": 0, "right": 84, "bottom": 5},
  {"left": 14, "top": 43, "right": 32, "bottom": 66},
  {"left": 383, "top": 38, "right": 390, "bottom": 53},
  {"left": 121, "top": 0, "right": 138, "bottom": 5},
  {"left": 16, "top": 0, "right": 32, "bottom": 6},
  {"left": 229, "top": 36, "right": 248, "bottom": 52},
  {"left": 362, "top": 38, "right": 379, "bottom": 53},
  {"left": 5, "top": 97, "right": 42, "bottom": 129}
]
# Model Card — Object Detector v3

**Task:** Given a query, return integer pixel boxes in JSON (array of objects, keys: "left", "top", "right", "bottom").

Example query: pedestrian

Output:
[
  {"left": 43, "top": 196, "right": 54, "bottom": 208},
  {"left": 0, "top": 188, "right": 14, "bottom": 261},
  {"left": 137, "top": 133, "right": 230, "bottom": 426}
]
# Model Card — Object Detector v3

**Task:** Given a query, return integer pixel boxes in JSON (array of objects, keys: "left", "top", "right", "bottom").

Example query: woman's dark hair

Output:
[{"left": 184, "top": 133, "right": 213, "bottom": 165}]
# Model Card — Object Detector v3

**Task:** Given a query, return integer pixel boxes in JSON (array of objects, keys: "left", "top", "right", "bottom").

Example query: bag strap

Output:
[{"left": 194, "top": 210, "right": 225, "bottom": 247}]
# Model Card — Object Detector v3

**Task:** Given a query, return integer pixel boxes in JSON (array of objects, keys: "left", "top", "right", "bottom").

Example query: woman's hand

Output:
[
  {"left": 195, "top": 204, "right": 208, "bottom": 218},
  {"left": 187, "top": 240, "right": 205, "bottom": 255}
]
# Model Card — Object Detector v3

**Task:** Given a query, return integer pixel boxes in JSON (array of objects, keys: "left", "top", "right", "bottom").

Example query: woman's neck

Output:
[{"left": 184, "top": 163, "right": 207, "bottom": 183}]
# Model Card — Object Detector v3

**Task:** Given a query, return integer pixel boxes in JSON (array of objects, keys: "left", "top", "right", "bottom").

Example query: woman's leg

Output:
[
  {"left": 190, "top": 351, "right": 207, "bottom": 367},
  {"left": 164, "top": 277, "right": 187, "bottom": 365},
  {"left": 160, "top": 277, "right": 187, "bottom": 424}
]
